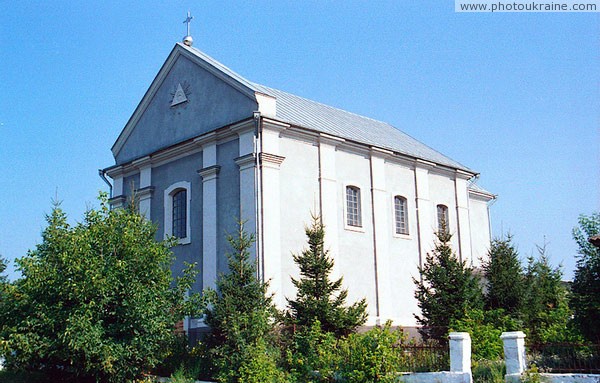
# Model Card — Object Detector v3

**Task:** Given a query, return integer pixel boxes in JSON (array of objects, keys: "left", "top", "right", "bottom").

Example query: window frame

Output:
[
  {"left": 344, "top": 184, "right": 364, "bottom": 231},
  {"left": 164, "top": 181, "right": 191, "bottom": 245},
  {"left": 393, "top": 195, "right": 409, "bottom": 236},
  {"left": 436, "top": 204, "right": 449, "bottom": 234}
]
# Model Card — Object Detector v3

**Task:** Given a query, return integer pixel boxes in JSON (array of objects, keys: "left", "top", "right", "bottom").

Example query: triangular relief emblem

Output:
[{"left": 171, "top": 83, "right": 188, "bottom": 107}]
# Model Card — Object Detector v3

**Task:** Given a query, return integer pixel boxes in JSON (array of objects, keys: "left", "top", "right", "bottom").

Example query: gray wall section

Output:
[
  {"left": 116, "top": 55, "right": 258, "bottom": 164},
  {"left": 122, "top": 174, "right": 140, "bottom": 203},
  {"left": 151, "top": 151, "right": 204, "bottom": 292},
  {"left": 216, "top": 139, "right": 241, "bottom": 277}
]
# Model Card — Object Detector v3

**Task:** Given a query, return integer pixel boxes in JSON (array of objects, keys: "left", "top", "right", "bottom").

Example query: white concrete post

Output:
[
  {"left": 449, "top": 332, "right": 472, "bottom": 374},
  {"left": 501, "top": 331, "right": 527, "bottom": 376}
]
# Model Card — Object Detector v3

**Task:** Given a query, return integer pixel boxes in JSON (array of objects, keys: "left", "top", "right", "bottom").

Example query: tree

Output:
[
  {"left": 1, "top": 195, "right": 198, "bottom": 382},
  {"left": 0, "top": 256, "right": 6, "bottom": 283},
  {"left": 414, "top": 228, "right": 483, "bottom": 342},
  {"left": 203, "top": 221, "right": 284, "bottom": 383},
  {"left": 570, "top": 212, "right": 600, "bottom": 342},
  {"left": 482, "top": 235, "right": 526, "bottom": 317},
  {"left": 287, "top": 215, "right": 367, "bottom": 337},
  {"left": 521, "top": 244, "right": 572, "bottom": 343}
]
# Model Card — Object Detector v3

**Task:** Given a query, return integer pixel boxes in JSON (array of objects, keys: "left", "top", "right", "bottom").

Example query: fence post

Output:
[
  {"left": 501, "top": 331, "right": 527, "bottom": 381},
  {"left": 449, "top": 332, "right": 472, "bottom": 373}
]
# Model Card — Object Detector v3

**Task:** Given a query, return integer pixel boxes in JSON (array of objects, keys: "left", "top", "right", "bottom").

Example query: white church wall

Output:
[
  {"left": 277, "top": 134, "right": 321, "bottom": 305},
  {"left": 334, "top": 147, "right": 378, "bottom": 325},
  {"left": 384, "top": 160, "right": 421, "bottom": 326},
  {"left": 468, "top": 195, "right": 492, "bottom": 268},
  {"left": 428, "top": 172, "right": 461, "bottom": 254}
]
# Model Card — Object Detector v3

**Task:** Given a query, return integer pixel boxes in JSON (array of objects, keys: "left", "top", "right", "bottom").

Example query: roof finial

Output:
[{"left": 183, "top": 11, "right": 194, "bottom": 46}]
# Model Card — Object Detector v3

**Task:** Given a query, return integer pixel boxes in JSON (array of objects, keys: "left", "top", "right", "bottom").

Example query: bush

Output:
[
  {"left": 472, "top": 359, "right": 505, "bottom": 383},
  {"left": 336, "top": 322, "right": 405, "bottom": 383},
  {"left": 451, "top": 308, "right": 519, "bottom": 361},
  {"left": 285, "top": 321, "right": 340, "bottom": 383},
  {"left": 1, "top": 195, "right": 199, "bottom": 382}
]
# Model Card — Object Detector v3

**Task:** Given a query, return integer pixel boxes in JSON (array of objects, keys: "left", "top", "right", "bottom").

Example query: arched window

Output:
[
  {"left": 164, "top": 181, "right": 191, "bottom": 244},
  {"left": 394, "top": 196, "right": 409, "bottom": 235},
  {"left": 346, "top": 186, "right": 362, "bottom": 227},
  {"left": 172, "top": 189, "right": 187, "bottom": 239},
  {"left": 437, "top": 204, "right": 449, "bottom": 234}
]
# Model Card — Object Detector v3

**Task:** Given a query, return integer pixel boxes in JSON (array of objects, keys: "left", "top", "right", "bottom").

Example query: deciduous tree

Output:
[{"left": 1, "top": 195, "right": 198, "bottom": 382}]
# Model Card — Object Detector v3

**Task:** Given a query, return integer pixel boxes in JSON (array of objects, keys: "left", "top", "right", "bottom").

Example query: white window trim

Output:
[
  {"left": 392, "top": 194, "right": 410, "bottom": 238},
  {"left": 343, "top": 182, "right": 365, "bottom": 233},
  {"left": 164, "top": 181, "right": 191, "bottom": 245}
]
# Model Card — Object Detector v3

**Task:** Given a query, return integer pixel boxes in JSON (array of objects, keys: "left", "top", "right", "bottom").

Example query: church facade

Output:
[{"left": 103, "top": 41, "right": 495, "bottom": 333}]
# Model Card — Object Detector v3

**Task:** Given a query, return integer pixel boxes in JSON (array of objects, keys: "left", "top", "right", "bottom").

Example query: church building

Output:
[{"left": 102, "top": 37, "right": 495, "bottom": 336}]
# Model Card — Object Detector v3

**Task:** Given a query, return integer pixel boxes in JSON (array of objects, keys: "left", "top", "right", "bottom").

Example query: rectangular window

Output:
[
  {"left": 394, "top": 196, "right": 409, "bottom": 235},
  {"left": 346, "top": 186, "right": 362, "bottom": 227},
  {"left": 172, "top": 189, "right": 187, "bottom": 239},
  {"left": 437, "top": 204, "right": 449, "bottom": 233}
]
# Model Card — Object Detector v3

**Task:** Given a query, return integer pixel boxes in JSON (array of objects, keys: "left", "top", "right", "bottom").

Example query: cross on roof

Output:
[{"left": 183, "top": 11, "right": 193, "bottom": 37}]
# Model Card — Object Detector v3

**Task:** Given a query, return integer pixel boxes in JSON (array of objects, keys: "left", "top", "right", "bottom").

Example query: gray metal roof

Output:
[{"left": 184, "top": 43, "right": 474, "bottom": 173}]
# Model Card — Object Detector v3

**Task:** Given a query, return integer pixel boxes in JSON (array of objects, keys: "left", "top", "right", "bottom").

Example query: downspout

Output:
[
  {"left": 487, "top": 196, "right": 498, "bottom": 242},
  {"left": 467, "top": 175, "right": 476, "bottom": 268},
  {"left": 413, "top": 170, "right": 423, "bottom": 276},
  {"left": 454, "top": 175, "right": 464, "bottom": 263},
  {"left": 98, "top": 169, "right": 113, "bottom": 198},
  {"left": 253, "top": 111, "right": 265, "bottom": 281},
  {"left": 369, "top": 156, "right": 381, "bottom": 321}
]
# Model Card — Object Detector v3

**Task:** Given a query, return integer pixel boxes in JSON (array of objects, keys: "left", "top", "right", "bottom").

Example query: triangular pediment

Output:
[{"left": 112, "top": 43, "right": 260, "bottom": 165}]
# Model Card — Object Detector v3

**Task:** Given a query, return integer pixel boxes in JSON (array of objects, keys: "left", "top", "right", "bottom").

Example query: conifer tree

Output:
[
  {"left": 483, "top": 235, "right": 526, "bottom": 317},
  {"left": 414, "top": 227, "right": 483, "bottom": 342},
  {"left": 287, "top": 215, "right": 367, "bottom": 337},
  {"left": 571, "top": 212, "right": 600, "bottom": 342},
  {"left": 203, "top": 222, "right": 283, "bottom": 383},
  {"left": 521, "top": 244, "right": 572, "bottom": 343}
]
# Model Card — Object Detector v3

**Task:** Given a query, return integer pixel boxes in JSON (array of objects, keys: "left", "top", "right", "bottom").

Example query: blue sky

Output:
[{"left": 1, "top": 1, "right": 598, "bottom": 280}]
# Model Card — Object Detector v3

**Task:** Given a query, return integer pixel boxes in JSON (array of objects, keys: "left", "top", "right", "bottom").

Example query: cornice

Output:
[
  {"left": 235, "top": 153, "right": 256, "bottom": 170},
  {"left": 259, "top": 152, "right": 286, "bottom": 167},
  {"left": 198, "top": 165, "right": 221, "bottom": 181},
  {"left": 132, "top": 156, "right": 152, "bottom": 169},
  {"left": 468, "top": 188, "right": 496, "bottom": 202},
  {"left": 135, "top": 186, "right": 155, "bottom": 199},
  {"left": 262, "top": 118, "right": 290, "bottom": 132},
  {"left": 108, "top": 195, "right": 126, "bottom": 206}
]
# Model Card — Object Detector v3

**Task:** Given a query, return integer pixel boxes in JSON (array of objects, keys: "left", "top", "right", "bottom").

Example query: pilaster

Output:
[
  {"left": 135, "top": 157, "right": 152, "bottom": 219},
  {"left": 236, "top": 128, "right": 257, "bottom": 263},
  {"left": 318, "top": 135, "right": 342, "bottom": 266},
  {"left": 370, "top": 151, "right": 390, "bottom": 321},
  {"left": 199, "top": 141, "right": 219, "bottom": 291},
  {"left": 414, "top": 162, "right": 433, "bottom": 264},
  {"left": 259, "top": 152, "right": 285, "bottom": 308},
  {"left": 108, "top": 168, "right": 125, "bottom": 209},
  {"left": 454, "top": 175, "right": 473, "bottom": 265}
]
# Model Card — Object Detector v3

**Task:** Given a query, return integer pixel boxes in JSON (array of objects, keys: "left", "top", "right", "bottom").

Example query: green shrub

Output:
[
  {"left": 285, "top": 321, "right": 340, "bottom": 383},
  {"left": 451, "top": 308, "right": 519, "bottom": 361},
  {"left": 472, "top": 359, "right": 505, "bottom": 383},
  {"left": 336, "top": 322, "right": 405, "bottom": 383}
]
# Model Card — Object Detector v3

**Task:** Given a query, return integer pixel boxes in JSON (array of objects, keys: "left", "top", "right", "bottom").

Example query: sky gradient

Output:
[{"left": 1, "top": 1, "right": 598, "bottom": 280}]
